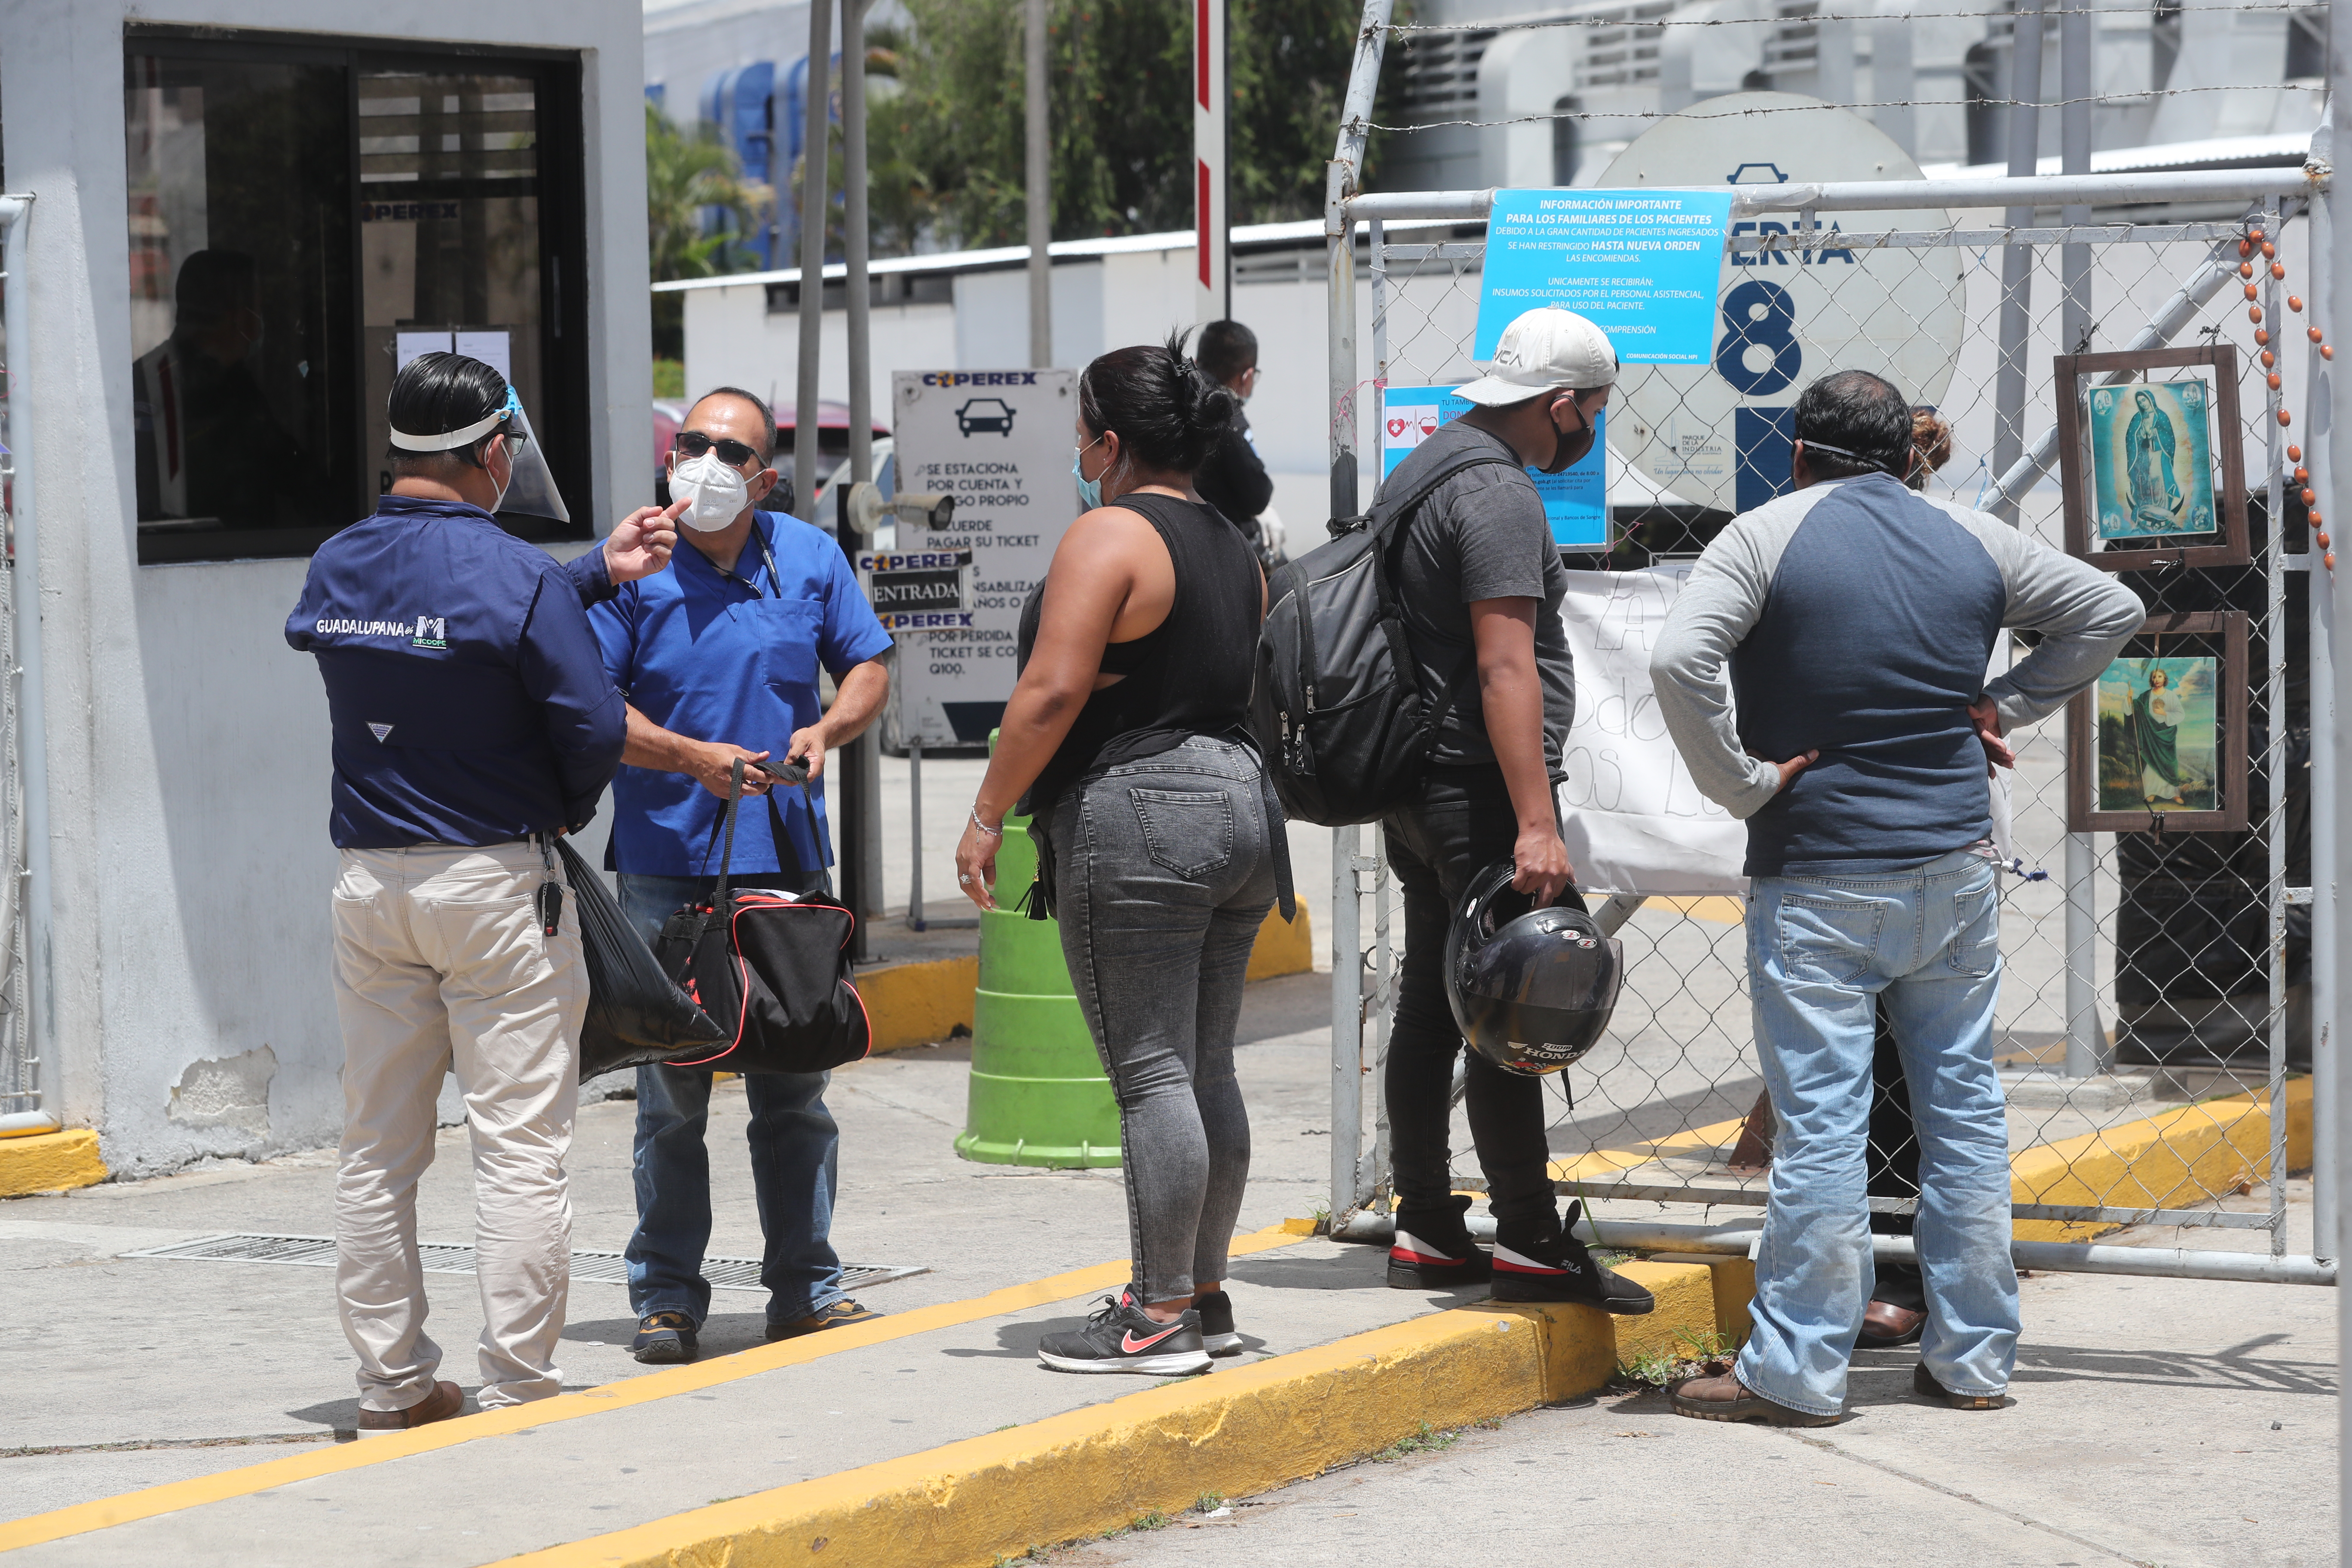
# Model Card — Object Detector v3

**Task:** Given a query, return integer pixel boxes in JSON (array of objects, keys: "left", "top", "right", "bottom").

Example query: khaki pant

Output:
[{"left": 330, "top": 841, "right": 585, "bottom": 1412}]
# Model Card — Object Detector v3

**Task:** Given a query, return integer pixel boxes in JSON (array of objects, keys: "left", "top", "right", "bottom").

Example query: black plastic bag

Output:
[{"left": 560, "top": 838, "right": 727, "bottom": 1081}]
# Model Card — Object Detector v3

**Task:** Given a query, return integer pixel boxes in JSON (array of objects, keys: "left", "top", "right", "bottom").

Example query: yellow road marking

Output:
[{"left": 0, "top": 1225, "right": 1307, "bottom": 1553}]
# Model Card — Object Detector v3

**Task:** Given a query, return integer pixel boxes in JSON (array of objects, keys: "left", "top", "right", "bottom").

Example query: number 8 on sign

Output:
[{"left": 1715, "top": 280, "right": 1801, "bottom": 396}]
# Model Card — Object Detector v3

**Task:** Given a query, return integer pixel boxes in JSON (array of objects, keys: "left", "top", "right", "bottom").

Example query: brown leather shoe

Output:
[
  {"left": 355, "top": 1380, "right": 464, "bottom": 1439},
  {"left": 1857, "top": 1299, "right": 1927, "bottom": 1348},
  {"left": 1912, "top": 1362, "right": 2004, "bottom": 1410},
  {"left": 1669, "top": 1370, "right": 1840, "bottom": 1427}
]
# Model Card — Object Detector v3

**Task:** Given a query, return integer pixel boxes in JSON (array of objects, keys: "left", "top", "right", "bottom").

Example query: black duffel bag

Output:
[
  {"left": 563, "top": 838, "right": 728, "bottom": 1082},
  {"left": 652, "top": 759, "right": 871, "bottom": 1075}
]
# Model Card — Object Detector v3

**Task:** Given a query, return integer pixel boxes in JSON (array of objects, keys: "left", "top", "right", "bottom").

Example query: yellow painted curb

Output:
[
  {"left": 862, "top": 905, "right": 1313, "bottom": 1054},
  {"left": 0, "top": 1127, "right": 106, "bottom": 1197},
  {"left": 1245, "top": 902, "right": 1314, "bottom": 982},
  {"left": 0, "top": 1228, "right": 1308, "bottom": 1555},
  {"left": 861, "top": 955, "right": 979, "bottom": 1054},
  {"left": 490, "top": 1265, "right": 1719, "bottom": 1568},
  {"left": 2012, "top": 1074, "right": 2312, "bottom": 1242}
]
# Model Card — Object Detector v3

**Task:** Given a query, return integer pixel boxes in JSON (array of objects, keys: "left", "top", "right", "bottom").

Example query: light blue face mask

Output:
[{"left": 1073, "top": 434, "right": 1106, "bottom": 511}]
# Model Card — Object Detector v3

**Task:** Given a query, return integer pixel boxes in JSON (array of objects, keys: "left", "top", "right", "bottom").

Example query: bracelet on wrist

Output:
[{"left": 971, "top": 808, "right": 1004, "bottom": 838}]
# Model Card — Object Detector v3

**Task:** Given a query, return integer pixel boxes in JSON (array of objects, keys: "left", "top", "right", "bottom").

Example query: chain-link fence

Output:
[
  {"left": 1321, "top": 166, "right": 2333, "bottom": 1283},
  {"left": 0, "top": 196, "right": 38, "bottom": 1136}
]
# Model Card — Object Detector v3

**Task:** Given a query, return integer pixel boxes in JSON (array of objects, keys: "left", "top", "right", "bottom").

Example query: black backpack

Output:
[{"left": 1250, "top": 448, "right": 1519, "bottom": 826}]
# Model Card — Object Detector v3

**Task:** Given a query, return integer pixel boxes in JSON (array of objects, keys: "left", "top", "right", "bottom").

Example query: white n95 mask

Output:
[{"left": 671, "top": 450, "right": 750, "bottom": 532}]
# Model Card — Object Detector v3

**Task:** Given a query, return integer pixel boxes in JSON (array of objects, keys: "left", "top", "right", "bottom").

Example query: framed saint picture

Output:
[
  {"left": 2056, "top": 346, "right": 2249, "bottom": 571},
  {"left": 2065, "top": 611, "right": 2249, "bottom": 833}
]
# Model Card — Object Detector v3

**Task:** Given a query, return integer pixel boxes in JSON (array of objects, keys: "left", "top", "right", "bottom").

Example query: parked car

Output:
[{"left": 652, "top": 397, "right": 890, "bottom": 516}]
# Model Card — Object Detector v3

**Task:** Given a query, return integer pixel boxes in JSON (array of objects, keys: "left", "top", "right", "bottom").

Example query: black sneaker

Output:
[
  {"left": 1193, "top": 1290, "right": 1241, "bottom": 1355},
  {"left": 631, "top": 1311, "right": 698, "bottom": 1364},
  {"left": 1037, "top": 1293, "right": 1211, "bottom": 1376},
  {"left": 1387, "top": 1194, "right": 1493, "bottom": 1289},
  {"left": 767, "top": 1298, "right": 882, "bottom": 1341},
  {"left": 1491, "top": 1202, "right": 1655, "bottom": 1315}
]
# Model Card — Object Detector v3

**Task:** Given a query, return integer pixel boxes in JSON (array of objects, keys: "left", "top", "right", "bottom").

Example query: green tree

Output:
[
  {"left": 878, "top": 0, "right": 1378, "bottom": 254},
  {"left": 644, "top": 101, "right": 762, "bottom": 360}
]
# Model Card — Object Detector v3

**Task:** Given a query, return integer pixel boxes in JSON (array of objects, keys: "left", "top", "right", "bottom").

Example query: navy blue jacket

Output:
[{"left": 286, "top": 496, "right": 628, "bottom": 848}]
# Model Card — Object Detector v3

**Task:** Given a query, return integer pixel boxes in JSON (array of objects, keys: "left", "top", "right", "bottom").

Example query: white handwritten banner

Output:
[{"left": 1557, "top": 564, "right": 1748, "bottom": 895}]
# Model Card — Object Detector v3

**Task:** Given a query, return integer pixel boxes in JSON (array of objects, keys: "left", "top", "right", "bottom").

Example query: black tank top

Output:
[{"left": 1016, "top": 492, "right": 1263, "bottom": 814}]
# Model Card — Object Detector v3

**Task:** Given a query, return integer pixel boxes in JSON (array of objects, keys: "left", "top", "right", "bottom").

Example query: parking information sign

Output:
[
  {"left": 1381, "top": 386, "right": 1608, "bottom": 549},
  {"left": 1475, "top": 188, "right": 1732, "bottom": 364},
  {"left": 888, "top": 369, "right": 1079, "bottom": 747}
]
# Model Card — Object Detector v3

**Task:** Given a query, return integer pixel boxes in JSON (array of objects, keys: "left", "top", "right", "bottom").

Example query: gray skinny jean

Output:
[{"left": 1046, "top": 736, "right": 1278, "bottom": 1303}]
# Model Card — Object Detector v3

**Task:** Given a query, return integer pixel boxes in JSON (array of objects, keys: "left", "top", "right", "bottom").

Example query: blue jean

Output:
[
  {"left": 617, "top": 872, "right": 844, "bottom": 1327},
  {"left": 1738, "top": 848, "right": 2018, "bottom": 1415}
]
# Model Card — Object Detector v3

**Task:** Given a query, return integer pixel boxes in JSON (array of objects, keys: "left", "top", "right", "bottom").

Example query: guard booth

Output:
[{"left": 0, "top": 0, "right": 650, "bottom": 1181}]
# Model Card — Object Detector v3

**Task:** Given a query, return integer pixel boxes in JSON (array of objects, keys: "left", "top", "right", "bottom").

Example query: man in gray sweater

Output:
[{"left": 1650, "top": 370, "right": 2142, "bottom": 1425}]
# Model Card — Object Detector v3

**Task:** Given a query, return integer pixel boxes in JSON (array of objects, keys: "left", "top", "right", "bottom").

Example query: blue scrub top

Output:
[{"left": 591, "top": 511, "right": 893, "bottom": 877}]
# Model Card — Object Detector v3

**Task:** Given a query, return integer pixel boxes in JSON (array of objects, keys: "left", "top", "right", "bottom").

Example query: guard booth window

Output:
[{"left": 125, "top": 33, "right": 588, "bottom": 565}]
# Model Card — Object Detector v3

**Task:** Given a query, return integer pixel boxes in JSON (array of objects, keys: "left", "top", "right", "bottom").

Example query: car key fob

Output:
[{"left": 536, "top": 879, "right": 564, "bottom": 937}]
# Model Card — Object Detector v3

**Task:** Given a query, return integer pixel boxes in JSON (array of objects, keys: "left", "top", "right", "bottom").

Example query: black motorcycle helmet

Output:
[{"left": 1445, "top": 861, "right": 1624, "bottom": 1077}]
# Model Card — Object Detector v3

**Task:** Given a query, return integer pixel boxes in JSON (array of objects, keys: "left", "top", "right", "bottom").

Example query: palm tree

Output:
[{"left": 646, "top": 101, "right": 761, "bottom": 360}]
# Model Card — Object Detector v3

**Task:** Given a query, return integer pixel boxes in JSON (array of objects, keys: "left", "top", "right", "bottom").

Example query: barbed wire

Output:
[
  {"left": 1365, "top": 82, "right": 2327, "bottom": 134},
  {"left": 1382, "top": 1, "right": 2320, "bottom": 34}
]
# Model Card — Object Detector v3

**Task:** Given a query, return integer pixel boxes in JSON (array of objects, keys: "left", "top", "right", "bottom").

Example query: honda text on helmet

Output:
[{"left": 1445, "top": 861, "right": 1625, "bottom": 1076}]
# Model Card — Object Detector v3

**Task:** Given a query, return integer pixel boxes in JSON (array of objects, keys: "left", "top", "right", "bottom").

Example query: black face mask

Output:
[{"left": 1541, "top": 397, "right": 1596, "bottom": 474}]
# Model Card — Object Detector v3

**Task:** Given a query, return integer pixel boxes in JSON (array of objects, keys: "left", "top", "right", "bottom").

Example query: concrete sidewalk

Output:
[{"left": 1067, "top": 1191, "right": 2340, "bottom": 1568}]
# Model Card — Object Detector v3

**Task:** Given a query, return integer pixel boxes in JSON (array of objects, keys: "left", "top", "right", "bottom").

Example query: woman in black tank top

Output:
[{"left": 953, "top": 334, "right": 1292, "bottom": 1376}]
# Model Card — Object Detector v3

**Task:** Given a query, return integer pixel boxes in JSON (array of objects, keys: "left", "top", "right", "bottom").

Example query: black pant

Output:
[{"left": 1382, "top": 769, "right": 1577, "bottom": 1239}]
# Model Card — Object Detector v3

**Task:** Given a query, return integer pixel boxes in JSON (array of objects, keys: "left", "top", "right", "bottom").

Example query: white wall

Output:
[
  {"left": 0, "top": 0, "right": 650, "bottom": 1176},
  {"left": 675, "top": 246, "right": 1345, "bottom": 498}
]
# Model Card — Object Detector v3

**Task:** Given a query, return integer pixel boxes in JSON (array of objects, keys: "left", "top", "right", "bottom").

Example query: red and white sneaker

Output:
[
  {"left": 1037, "top": 1292, "right": 1211, "bottom": 1375},
  {"left": 1387, "top": 1200, "right": 1494, "bottom": 1289},
  {"left": 1491, "top": 1204, "right": 1654, "bottom": 1314}
]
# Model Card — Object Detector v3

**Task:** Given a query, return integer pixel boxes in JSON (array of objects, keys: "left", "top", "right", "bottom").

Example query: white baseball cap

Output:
[{"left": 1453, "top": 306, "right": 1618, "bottom": 407}]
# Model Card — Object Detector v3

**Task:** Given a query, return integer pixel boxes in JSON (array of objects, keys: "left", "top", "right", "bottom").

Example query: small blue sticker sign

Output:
[
  {"left": 1381, "top": 386, "right": 1608, "bottom": 551},
  {"left": 1476, "top": 189, "right": 1734, "bottom": 366}
]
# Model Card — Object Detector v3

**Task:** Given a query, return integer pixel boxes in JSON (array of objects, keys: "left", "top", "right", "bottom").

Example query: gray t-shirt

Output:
[{"left": 1381, "top": 420, "right": 1575, "bottom": 772}]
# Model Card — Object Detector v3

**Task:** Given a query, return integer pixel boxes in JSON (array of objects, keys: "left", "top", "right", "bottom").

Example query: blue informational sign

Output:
[
  {"left": 1380, "top": 386, "right": 1608, "bottom": 551},
  {"left": 1476, "top": 188, "right": 1735, "bottom": 365}
]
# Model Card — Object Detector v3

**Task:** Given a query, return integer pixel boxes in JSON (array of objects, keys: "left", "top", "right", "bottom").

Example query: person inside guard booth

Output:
[
  {"left": 287, "top": 352, "right": 681, "bottom": 1435},
  {"left": 588, "top": 384, "right": 896, "bottom": 1365}
]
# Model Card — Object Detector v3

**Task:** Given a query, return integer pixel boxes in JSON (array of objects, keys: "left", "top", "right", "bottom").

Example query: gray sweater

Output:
[{"left": 1650, "top": 472, "right": 2144, "bottom": 876}]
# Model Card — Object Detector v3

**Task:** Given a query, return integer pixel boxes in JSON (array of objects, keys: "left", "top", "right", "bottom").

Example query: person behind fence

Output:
[
  {"left": 1650, "top": 369, "right": 2143, "bottom": 1425},
  {"left": 589, "top": 385, "right": 896, "bottom": 1365},
  {"left": 1189, "top": 319, "right": 1282, "bottom": 568},
  {"left": 952, "top": 332, "right": 1290, "bottom": 1375},
  {"left": 1374, "top": 304, "right": 1652, "bottom": 1316},
  {"left": 287, "top": 352, "right": 680, "bottom": 1433}
]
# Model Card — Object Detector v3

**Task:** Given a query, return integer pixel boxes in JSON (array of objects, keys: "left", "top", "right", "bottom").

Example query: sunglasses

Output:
[{"left": 674, "top": 430, "right": 764, "bottom": 468}]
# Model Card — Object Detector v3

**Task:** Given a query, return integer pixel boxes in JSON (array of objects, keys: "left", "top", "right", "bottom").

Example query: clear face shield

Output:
[{"left": 493, "top": 387, "right": 570, "bottom": 528}]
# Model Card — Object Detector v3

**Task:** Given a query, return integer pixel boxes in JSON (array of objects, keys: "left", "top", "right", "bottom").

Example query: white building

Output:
[{"left": 0, "top": 0, "right": 651, "bottom": 1179}]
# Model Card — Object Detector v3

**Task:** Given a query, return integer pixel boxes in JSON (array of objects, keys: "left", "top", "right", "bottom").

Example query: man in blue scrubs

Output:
[{"left": 590, "top": 385, "right": 894, "bottom": 1363}]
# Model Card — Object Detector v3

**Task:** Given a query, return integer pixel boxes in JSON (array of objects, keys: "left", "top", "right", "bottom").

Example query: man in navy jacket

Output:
[{"left": 288, "top": 353, "right": 679, "bottom": 1435}]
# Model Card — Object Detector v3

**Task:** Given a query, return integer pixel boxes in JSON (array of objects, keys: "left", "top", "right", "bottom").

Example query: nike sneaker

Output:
[
  {"left": 1037, "top": 1292, "right": 1212, "bottom": 1375},
  {"left": 1387, "top": 1193, "right": 1493, "bottom": 1289},
  {"left": 1491, "top": 1200, "right": 1655, "bottom": 1314},
  {"left": 1193, "top": 1289, "right": 1242, "bottom": 1355}
]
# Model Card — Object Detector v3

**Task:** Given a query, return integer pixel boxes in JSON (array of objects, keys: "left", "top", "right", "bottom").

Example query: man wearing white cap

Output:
[{"left": 1376, "top": 306, "right": 1652, "bottom": 1315}]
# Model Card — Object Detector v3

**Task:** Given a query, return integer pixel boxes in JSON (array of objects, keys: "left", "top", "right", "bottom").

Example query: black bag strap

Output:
[
  {"left": 1366, "top": 449, "right": 1521, "bottom": 737},
  {"left": 706, "top": 757, "right": 818, "bottom": 907}
]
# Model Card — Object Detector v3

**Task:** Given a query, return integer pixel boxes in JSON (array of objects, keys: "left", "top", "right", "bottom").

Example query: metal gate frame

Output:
[
  {"left": 0, "top": 193, "right": 45, "bottom": 1141},
  {"left": 1316, "top": 2, "right": 2336, "bottom": 1286}
]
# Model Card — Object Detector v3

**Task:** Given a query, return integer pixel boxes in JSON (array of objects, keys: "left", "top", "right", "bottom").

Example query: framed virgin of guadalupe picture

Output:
[
  {"left": 2065, "top": 611, "right": 2249, "bottom": 833},
  {"left": 2056, "top": 346, "right": 2249, "bottom": 571}
]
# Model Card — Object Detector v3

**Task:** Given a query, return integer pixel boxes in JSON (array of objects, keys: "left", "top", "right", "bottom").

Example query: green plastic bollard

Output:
[{"left": 954, "top": 738, "right": 1121, "bottom": 1168}]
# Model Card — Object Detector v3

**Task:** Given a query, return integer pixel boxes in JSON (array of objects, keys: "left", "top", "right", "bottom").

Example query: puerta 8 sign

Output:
[
  {"left": 1594, "top": 92, "right": 1963, "bottom": 514},
  {"left": 889, "top": 369, "right": 1079, "bottom": 747}
]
